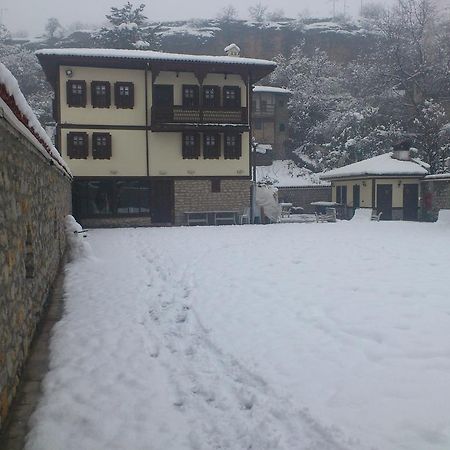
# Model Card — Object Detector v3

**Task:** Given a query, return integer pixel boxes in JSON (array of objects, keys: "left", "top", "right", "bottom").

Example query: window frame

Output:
[
  {"left": 66, "top": 80, "right": 87, "bottom": 108},
  {"left": 223, "top": 86, "right": 241, "bottom": 108},
  {"left": 91, "top": 81, "right": 111, "bottom": 108},
  {"left": 114, "top": 82, "right": 134, "bottom": 109},
  {"left": 224, "top": 133, "right": 242, "bottom": 160},
  {"left": 202, "top": 85, "right": 220, "bottom": 107},
  {"left": 336, "top": 185, "right": 348, "bottom": 205},
  {"left": 203, "top": 133, "right": 221, "bottom": 159},
  {"left": 92, "top": 132, "right": 112, "bottom": 160},
  {"left": 182, "top": 85, "right": 200, "bottom": 108},
  {"left": 67, "top": 132, "right": 88, "bottom": 159}
]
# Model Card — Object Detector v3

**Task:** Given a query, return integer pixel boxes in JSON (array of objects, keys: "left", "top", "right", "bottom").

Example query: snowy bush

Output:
[{"left": 65, "top": 216, "right": 93, "bottom": 261}]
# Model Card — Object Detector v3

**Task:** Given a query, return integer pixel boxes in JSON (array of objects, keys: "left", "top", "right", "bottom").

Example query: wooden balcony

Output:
[{"left": 151, "top": 106, "right": 249, "bottom": 131}]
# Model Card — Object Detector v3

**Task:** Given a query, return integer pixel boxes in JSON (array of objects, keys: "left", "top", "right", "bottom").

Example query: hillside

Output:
[{"left": 56, "top": 18, "right": 376, "bottom": 63}]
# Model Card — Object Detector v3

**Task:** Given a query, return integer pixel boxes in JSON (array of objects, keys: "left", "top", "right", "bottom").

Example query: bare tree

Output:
[
  {"left": 217, "top": 5, "right": 238, "bottom": 22},
  {"left": 248, "top": 3, "right": 268, "bottom": 22}
]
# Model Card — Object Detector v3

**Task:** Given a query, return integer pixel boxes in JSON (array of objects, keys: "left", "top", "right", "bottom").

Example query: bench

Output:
[
  {"left": 315, "top": 207, "right": 337, "bottom": 223},
  {"left": 185, "top": 212, "right": 208, "bottom": 226},
  {"left": 184, "top": 211, "right": 238, "bottom": 226}
]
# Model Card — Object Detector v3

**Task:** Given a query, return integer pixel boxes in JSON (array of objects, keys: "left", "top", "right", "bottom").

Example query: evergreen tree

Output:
[{"left": 94, "top": 2, "right": 160, "bottom": 50}]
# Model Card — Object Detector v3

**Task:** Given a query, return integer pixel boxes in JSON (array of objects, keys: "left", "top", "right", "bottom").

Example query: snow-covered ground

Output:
[{"left": 27, "top": 222, "right": 450, "bottom": 450}]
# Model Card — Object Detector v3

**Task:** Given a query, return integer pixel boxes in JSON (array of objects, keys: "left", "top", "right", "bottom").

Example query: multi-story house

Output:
[
  {"left": 252, "top": 86, "right": 291, "bottom": 162},
  {"left": 36, "top": 47, "right": 275, "bottom": 226}
]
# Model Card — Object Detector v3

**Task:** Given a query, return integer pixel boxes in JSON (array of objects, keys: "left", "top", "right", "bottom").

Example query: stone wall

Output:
[
  {"left": 421, "top": 177, "right": 450, "bottom": 221},
  {"left": 277, "top": 186, "right": 332, "bottom": 213},
  {"left": 0, "top": 117, "right": 71, "bottom": 430},
  {"left": 174, "top": 179, "right": 251, "bottom": 225}
]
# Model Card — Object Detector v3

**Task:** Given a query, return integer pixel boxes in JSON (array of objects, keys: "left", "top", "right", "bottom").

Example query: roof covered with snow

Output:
[
  {"left": 0, "top": 63, "right": 71, "bottom": 177},
  {"left": 253, "top": 86, "right": 291, "bottom": 95},
  {"left": 257, "top": 160, "right": 329, "bottom": 187},
  {"left": 321, "top": 152, "right": 429, "bottom": 180},
  {"left": 36, "top": 48, "right": 276, "bottom": 87},
  {"left": 36, "top": 48, "right": 275, "bottom": 67}
]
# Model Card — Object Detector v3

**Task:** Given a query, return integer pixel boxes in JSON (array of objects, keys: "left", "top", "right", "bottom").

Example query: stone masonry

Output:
[
  {"left": 0, "top": 117, "right": 71, "bottom": 430},
  {"left": 174, "top": 179, "right": 251, "bottom": 225}
]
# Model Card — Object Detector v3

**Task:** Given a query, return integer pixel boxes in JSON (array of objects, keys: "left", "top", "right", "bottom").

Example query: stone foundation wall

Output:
[
  {"left": 277, "top": 186, "right": 332, "bottom": 213},
  {"left": 174, "top": 179, "right": 251, "bottom": 225},
  {"left": 421, "top": 178, "right": 450, "bottom": 221},
  {"left": 0, "top": 118, "right": 71, "bottom": 429}
]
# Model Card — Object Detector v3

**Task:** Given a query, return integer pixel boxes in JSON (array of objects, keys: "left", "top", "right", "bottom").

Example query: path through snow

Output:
[{"left": 26, "top": 222, "right": 450, "bottom": 450}]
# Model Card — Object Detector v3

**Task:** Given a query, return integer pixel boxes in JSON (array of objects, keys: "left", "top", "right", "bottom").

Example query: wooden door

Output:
[
  {"left": 403, "top": 184, "right": 419, "bottom": 221},
  {"left": 377, "top": 184, "right": 392, "bottom": 220},
  {"left": 353, "top": 184, "right": 360, "bottom": 209},
  {"left": 151, "top": 180, "right": 174, "bottom": 224},
  {"left": 153, "top": 85, "right": 174, "bottom": 106}
]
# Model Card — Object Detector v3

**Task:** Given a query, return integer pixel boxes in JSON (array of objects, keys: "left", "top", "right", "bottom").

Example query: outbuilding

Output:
[{"left": 320, "top": 146, "right": 429, "bottom": 220}]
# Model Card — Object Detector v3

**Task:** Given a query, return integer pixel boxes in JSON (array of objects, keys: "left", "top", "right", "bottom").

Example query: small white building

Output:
[{"left": 321, "top": 147, "right": 429, "bottom": 220}]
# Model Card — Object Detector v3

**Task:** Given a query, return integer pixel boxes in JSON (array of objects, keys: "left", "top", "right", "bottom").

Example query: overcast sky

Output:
[{"left": 2, "top": 0, "right": 396, "bottom": 35}]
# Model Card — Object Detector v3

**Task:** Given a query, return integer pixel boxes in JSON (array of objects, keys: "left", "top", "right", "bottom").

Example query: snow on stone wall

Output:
[{"left": 0, "top": 63, "right": 71, "bottom": 177}]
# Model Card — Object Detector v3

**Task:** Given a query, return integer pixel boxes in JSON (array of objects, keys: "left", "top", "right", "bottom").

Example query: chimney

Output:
[
  {"left": 224, "top": 43, "right": 240, "bottom": 57},
  {"left": 392, "top": 140, "right": 411, "bottom": 161}
]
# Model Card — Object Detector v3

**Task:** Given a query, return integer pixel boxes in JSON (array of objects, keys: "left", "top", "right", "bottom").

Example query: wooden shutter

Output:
[
  {"left": 67, "top": 132, "right": 88, "bottom": 159},
  {"left": 115, "top": 82, "right": 134, "bottom": 109},
  {"left": 92, "top": 133, "right": 112, "bottom": 159},
  {"left": 66, "top": 80, "right": 86, "bottom": 107},
  {"left": 213, "top": 86, "right": 220, "bottom": 107},
  {"left": 224, "top": 134, "right": 242, "bottom": 159},
  {"left": 91, "top": 82, "right": 111, "bottom": 108},
  {"left": 203, "top": 133, "right": 221, "bottom": 159}
]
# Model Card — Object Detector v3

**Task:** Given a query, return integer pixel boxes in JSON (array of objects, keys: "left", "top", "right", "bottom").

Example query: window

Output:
[
  {"left": 92, "top": 133, "right": 112, "bottom": 159},
  {"left": 254, "top": 119, "right": 262, "bottom": 130},
  {"left": 260, "top": 100, "right": 267, "bottom": 112},
  {"left": 203, "top": 86, "right": 220, "bottom": 107},
  {"left": 203, "top": 133, "right": 220, "bottom": 159},
  {"left": 336, "top": 185, "right": 347, "bottom": 205},
  {"left": 183, "top": 85, "right": 199, "bottom": 107},
  {"left": 279, "top": 99, "right": 284, "bottom": 107},
  {"left": 279, "top": 123, "right": 286, "bottom": 132},
  {"left": 224, "top": 134, "right": 242, "bottom": 159},
  {"left": 223, "top": 86, "right": 241, "bottom": 108},
  {"left": 211, "top": 179, "right": 221, "bottom": 193},
  {"left": 67, "top": 132, "right": 88, "bottom": 159},
  {"left": 72, "top": 180, "right": 151, "bottom": 217},
  {"left": 182, "top": 133, "right": 200, "bottom": 159},
  {"left": 115, "top": 82, "right": 134, "bottom": 108},
  {"left": 91, "top": 81, "right": 111, "bottom": 108},
  {"left": 66, "top": 80, "right": 86, "bottom": 107}
]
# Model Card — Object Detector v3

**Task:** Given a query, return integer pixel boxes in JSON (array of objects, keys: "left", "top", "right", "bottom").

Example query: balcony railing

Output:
[
  {"left": 252, "top": 105, "right": 275, "bottom": 117},
  {"left": 151, "top": 106, "right": 248, "bottom": 127}
]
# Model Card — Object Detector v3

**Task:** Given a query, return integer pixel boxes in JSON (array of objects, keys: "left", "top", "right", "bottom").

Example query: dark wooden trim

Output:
[
  {"left": 37, "top": 55, "right": 274, "bottom": 90},
  {"left": 144, "top": 65, "right": 149, "bottom": 176},
  {"left": 371, "top": 178, "right": 376, "bottom": 209},
  {"left": 60, "top": 124, "right": 147, "bottom": 130},
  {"left": 73, "top": 175, "right": 251, "bottom": 181}
]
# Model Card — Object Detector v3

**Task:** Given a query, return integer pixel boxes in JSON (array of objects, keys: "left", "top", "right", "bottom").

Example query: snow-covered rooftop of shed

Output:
[
  {"left": 0, "top": 63, "right": 71, "bottom": 176},
  {"left": 253, "top": 86, "right": 291, "bottom": 94},
  {"left": 257, "top": 160, "right": 329, "bottom": 187},
  {"left": 321, "top": 152, "right": 428, "bottom": 180},
  {"left": 35, "top": 48, "right": 276, "bottom": 67}
]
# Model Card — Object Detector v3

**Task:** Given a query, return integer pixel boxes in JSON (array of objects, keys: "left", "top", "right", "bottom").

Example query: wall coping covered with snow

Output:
[
  {"left": 321, "top": 152, "right": 428, "bottom": 180},
  {"left": 0, "top": 63, "right": 71, "bottom": 178}
]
